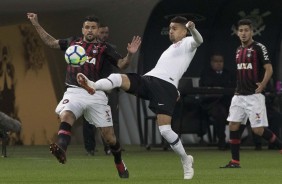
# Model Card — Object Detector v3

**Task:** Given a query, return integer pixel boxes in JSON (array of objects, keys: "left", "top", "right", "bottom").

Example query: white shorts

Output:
[
  {"left": 55, "top": 87, "right": 113, "bottom": 127},
  {"left": 227, "top": 94, "right": 268, "bottom": 128}
]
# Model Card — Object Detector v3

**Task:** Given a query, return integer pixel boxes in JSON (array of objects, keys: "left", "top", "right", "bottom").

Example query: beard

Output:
[{"left": 85, "top": 34, "right": 95, "bottom": 42}]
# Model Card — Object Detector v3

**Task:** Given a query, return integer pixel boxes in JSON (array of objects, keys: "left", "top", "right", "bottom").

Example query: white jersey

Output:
[{"left": 145, "top": 36, "right": 200, "bottom": 87}]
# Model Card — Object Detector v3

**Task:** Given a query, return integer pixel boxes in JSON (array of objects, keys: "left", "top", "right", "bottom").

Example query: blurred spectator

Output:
[
  {"left": 199, "top": 53, "right": 236, "bottom": 150},
  {"left": 82, "top": 24, "right": 121, "bottom": 155}
]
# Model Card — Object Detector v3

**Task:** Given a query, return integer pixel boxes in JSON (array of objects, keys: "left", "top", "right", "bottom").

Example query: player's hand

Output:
[
  {"left": 186, "top": 21, "right": 195, "bottom": 30},
  {"left": 127, "top": 36, "right": 141, "bottom": 54},
  {"left": 255, "top": 82, "right": 265, "bottom": 93},
  {"left": 27, "top": 12, "right": 39, "bottom": 26}
]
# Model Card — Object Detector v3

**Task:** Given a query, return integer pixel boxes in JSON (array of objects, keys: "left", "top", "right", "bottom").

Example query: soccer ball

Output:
[{"left": 64, "top": 45, "right": 87, "bottom": 67}]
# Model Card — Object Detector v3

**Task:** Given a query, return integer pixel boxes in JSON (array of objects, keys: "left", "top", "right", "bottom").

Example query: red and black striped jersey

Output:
[
  {"left": 235, "top": 41, "right": 271, "bottom": 95},
  {"left": 59, "top": 36, "right": 122, "bottom": 87}
]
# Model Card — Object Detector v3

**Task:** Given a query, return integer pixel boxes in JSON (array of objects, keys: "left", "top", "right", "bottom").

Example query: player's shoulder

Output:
[{"left": 253, "top": 41, "right": 268, "bottom": 50}]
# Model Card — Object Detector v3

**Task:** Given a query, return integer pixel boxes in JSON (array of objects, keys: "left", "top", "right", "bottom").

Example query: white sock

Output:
[
  {"left": 159, "top": 125, "right": 187, "bottom": 159},
  {"left": 95, "top": 74, "right": 122, "bottom": 91}
]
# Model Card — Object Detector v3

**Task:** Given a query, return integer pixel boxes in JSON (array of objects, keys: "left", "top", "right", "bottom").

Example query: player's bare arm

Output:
[
  {"left": 27, "top": 12, "right": 60, "bottom": 49},
  {"left": 186, "top": 21, "right": 203, "bottom": 45},
  {"left": 255, "top": 63, "right": 273, "bottom": 93},
  {"left": 117, "top": 36, "right": 141, "bottom": 70}
]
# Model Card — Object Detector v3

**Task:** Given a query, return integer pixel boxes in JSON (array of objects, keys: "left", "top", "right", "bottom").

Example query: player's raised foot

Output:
[
  {"left": 220, "top": 161, "right": 241, "bottom": 168},
  {"left": 115, "top": 160, "right": 129, "bottom": 178},
  {"left": 181, "top": 155, "right": 194, "bottom": 180},
  {"left": 76, "top": 73, "right": 96, "bottom": 95},
  {"left": 50, "top": 143, "right": 66, "bottom": 164}
]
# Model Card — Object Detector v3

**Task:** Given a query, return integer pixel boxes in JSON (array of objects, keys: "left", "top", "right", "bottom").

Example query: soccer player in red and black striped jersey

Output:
[
  {"left": 221, "top": 19, "right": 282, "bottom": 168},
  {"left": 27, "top": 12, "right": 141, "bottom": 178}
]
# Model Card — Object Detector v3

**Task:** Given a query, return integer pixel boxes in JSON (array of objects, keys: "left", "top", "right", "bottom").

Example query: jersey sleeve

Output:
[
  {"left": 256, "top": 43, "right": 271, "bottom": 65},
  {"left": 184, "top": 37, "right": 199, "bottom": 51},
  {"left": 104, "top": 43, "right": 122, "bottom": 67},
  {"left": 58, "top": 37, "right": 76, "bottom": 51}
]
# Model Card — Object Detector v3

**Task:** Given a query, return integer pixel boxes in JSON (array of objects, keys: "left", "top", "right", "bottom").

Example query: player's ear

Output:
[
  {"left": 250, "top": 29, "right": 254, "bottom": 36},
  {"left": 185, "top": 29, "right": 189, "bottom": 36}
]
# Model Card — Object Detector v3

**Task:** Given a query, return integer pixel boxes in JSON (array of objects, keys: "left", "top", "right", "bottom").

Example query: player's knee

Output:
[
  {"left": 159, "top": 125, "right": 172, "bottom": 138},
  {"left": 108, "top": 73, "right": 122, "bottom": 88},
  {"left": 103, "top": 135, "right": 116, "bottom": 145},
  {"left": 252, "top": 127, "right": 264, "bottom": 136},
  {"left": 59, "top": 110, "right": 76, "bottom": 125}
]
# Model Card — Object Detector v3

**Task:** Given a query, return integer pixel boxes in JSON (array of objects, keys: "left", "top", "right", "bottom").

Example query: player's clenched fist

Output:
[{"left": 27, "top": 12, "right": 39, "bottom": 26}]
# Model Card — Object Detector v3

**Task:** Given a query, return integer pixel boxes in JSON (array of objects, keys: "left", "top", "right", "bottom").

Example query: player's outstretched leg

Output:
[
  {"left": 50, "top": 143, "right": 66, "bottom": 164},
  {"left": 77, "top": 73, "right": 96, "bottom": 95}
]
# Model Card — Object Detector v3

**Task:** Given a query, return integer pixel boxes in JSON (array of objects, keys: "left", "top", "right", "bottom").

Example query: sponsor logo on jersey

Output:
[
  {"left": 105, "top": 110, "right": 111, "bottom": 122},
  {"left": 237, "top": 63, "right": 253, "bottom": 70}
]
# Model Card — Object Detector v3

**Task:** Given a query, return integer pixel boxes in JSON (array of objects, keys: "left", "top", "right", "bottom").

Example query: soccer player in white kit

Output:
[
  {"left": 220, "top": 19, "right": 282, "bottom": 168},
  {"left": 77, "top": 16, "right": 203, "bottom": 180}
]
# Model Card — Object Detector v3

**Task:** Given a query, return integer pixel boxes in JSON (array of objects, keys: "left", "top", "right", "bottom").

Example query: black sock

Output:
[
  {"left": 229, "top": 130, "right": 241, "bottom": 162},
  {"left": 110, "top": 141, "right": 122, "bottom": 164},
  {"left": 57, "top": 122, "right": 72, "bottom": 151},
  {"left": 262, "top": 128, "right": 282, "bottom": 149}
]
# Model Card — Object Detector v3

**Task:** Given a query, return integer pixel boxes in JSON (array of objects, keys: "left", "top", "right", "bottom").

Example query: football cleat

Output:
[
  {"left": 115, "top": 160, "right": 129, "bottom": 178},
  {"left": 50, "top": 143, "right": 66, "bottom": 164},
  {"left": 181, "top": 155, "right": 194, "bottom": 180},
  {"left": 86, "top": 150, "right": 95, "bottom": 156},
  {"left": 220, "top": 161, "right": 241, "bottom": 168},
  {"left": 104, "top": 145, "right": 111, "bottom": 155},
  {"left": 76, "top": 73, "right": 96, "bottom": 95}
]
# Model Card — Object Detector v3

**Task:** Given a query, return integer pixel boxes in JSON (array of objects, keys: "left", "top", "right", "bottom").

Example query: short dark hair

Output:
[
  {"left": 170, "top": 16, "right": 188, "bottom": 25},
  {"left": 99, "top": 23, "right": 108, "bottom": 28},
  {"left": 237, "top": 19, "right": 253, "bottom": 30},
  {"left": 211, "top": 53, "right": 224, "bottom": 62},
  {"left": 83, "top": 15, "right": 100, "bottom": 26}
]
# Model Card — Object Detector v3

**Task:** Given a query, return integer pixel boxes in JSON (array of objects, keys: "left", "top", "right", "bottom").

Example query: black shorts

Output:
[{"left": 126, "top": 73, "right": 178, "bottom": 116}]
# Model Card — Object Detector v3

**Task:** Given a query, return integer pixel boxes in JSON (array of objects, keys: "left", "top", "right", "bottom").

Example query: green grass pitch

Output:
[{"left": 0, "top": 145, "right": 281, "bottom": 184}]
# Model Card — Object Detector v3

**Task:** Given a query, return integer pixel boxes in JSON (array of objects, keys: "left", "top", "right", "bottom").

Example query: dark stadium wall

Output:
[{"left": 0, "top": 24, "right": 58, "bottom": 145}]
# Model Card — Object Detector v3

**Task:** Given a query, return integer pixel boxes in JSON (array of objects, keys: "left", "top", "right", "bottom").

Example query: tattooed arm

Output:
[{"left": 27, "top": 13, "right": 60, "bottom": 49}]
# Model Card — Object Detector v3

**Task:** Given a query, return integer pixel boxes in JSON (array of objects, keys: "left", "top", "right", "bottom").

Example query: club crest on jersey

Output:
[
  {"left": 247, "top": 48, "right": 253, "bottom": 58},
  {"left": 92, "top": 49, "right": 98, "bottom": 54}
]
